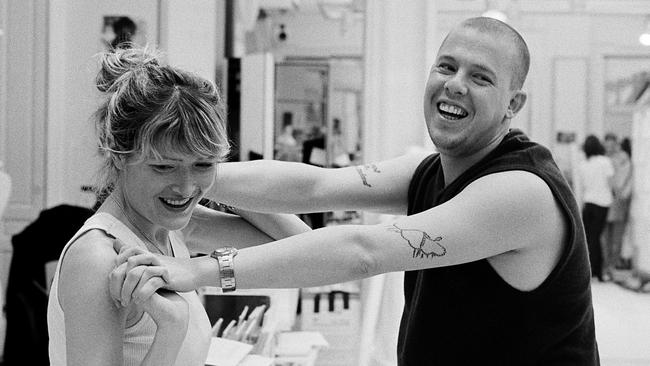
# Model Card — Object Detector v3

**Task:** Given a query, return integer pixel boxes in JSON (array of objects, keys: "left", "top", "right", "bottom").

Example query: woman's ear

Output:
[
  {"left": 113, "top": 155, "right": 126, "bottom": 170},
  {"left": 505, "top": 90, "right": 527, "bottom": 119}
]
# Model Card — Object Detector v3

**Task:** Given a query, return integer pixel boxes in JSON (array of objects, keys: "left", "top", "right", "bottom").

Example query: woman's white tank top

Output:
[{"left": 47, "top": 212, "right": 211, "bottom": 365}]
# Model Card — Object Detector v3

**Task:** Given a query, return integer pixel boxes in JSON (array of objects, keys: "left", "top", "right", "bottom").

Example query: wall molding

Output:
[{"left": 551, "top": 56, "right": 589, "bottom": 146}]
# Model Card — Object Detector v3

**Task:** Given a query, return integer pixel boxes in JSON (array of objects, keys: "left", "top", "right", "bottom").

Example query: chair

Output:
[{"left": 3, "top": 204, "right": 93, "bottom": 365}]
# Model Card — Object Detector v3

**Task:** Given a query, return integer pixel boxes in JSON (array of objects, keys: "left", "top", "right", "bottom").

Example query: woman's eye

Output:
[
  {"left": 151, "top": 165, "right": 174, "bottom": 172},
  {"left": 195, "top": 162, "right": 215, "bottom": 170}
]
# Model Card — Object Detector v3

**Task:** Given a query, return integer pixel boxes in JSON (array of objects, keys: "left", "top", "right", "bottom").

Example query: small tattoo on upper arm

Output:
[
  {"left": 387, "top": 223, "right": 446, "bottom": 258},
  {"left": 355, "top": 164, "right": 382, "bottom": 188},
  {"left": 367, "top": 163, "right": 380, "bottom": 173}
]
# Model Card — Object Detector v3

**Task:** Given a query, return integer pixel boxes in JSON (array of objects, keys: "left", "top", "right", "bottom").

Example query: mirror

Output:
[
  {"left": 235, "top": 0, "right": 365, "bottom": 228},
  {"left": 274, "top": 61, "right": 329, "bottom": 164},
  {"left": 274, "top": 57, "right": 363, "bottom": 168}
]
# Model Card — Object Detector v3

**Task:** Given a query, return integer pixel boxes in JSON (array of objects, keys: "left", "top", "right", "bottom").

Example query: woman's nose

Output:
[{"left": 170, "top": 169, "right": 196, "bottom": 196}]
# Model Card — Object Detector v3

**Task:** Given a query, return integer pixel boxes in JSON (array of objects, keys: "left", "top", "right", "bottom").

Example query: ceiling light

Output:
[
  {"left": 640, "top": 16, "right": 650, "bottom": 46},
  {"left": 640, "top": 33, "right": 650, "bottom": 46},
  {"left": 482, "top": 9, "right": 508, "bottom": 23}
]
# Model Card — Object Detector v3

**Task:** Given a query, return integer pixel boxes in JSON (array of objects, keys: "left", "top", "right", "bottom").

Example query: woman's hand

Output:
[{"left": 109, "top": 240, "right": 199, "bottom": 307}]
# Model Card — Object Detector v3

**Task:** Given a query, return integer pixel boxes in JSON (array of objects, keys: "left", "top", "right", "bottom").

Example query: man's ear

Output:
[{"left": 505, "top": 90, "right": 527, "bottom": 119}]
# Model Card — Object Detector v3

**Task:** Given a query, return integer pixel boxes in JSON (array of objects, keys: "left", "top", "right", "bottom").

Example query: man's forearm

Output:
[{"left": 191, "top": 224, "right": 376, "bottom": 289}]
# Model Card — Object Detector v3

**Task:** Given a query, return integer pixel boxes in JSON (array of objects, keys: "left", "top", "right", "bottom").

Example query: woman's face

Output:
[{"left": 119, "top": 149, "right": 218, "bottom": 232}]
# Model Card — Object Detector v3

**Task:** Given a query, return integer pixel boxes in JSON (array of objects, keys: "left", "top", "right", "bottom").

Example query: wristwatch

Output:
[{"left": 210, "top": 247, "right": 239, "bottom": 292}]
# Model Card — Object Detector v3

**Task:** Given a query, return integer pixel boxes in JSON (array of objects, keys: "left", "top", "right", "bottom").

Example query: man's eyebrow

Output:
[
  {"left": 472, "top": 64, "right": 497, "bottom": 77},
  {"left": 437, "top": 54, "right": 497, "bottom": 77},
  {"left": 436, "top": 55, "right": 455, "bottom": 63}
]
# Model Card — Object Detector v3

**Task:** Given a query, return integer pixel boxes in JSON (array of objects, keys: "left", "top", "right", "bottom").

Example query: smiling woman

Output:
[{"left": 45, "top": 45, "right": 311, "bottom": 366}]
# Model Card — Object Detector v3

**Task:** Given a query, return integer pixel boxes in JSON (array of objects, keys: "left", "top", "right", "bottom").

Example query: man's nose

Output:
[{"left": 444, "top": 74, "right": 468, "bottom": 96}]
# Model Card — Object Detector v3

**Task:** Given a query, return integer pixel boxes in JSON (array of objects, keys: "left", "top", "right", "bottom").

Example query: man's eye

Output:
[
  {"left": 437, "top": 64, "right": 454, "bottom": 72},
  {"left": 474, "top": 74, "right": 492, "bottom": 84}
]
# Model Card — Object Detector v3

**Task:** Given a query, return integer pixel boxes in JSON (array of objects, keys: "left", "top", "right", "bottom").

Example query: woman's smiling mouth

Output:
[{"left": 159, "top": 196, "right": 193, "bottom": 210}]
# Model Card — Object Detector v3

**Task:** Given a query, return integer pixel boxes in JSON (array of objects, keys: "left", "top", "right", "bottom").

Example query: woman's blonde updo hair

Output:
[{"left": 93, "top": 45, "right": 229, "bottom": 196}]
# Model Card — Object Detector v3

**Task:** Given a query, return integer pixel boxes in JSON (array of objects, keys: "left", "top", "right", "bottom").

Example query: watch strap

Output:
[{"left": 211, "top": 249, "right": 237, "bottom": 292}]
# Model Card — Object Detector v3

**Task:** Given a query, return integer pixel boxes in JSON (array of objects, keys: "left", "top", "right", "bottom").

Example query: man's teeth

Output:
[
  {"left": 439, "top": 102, "right": 468, "bottom": 117},
  {"left": 162, "top": 197, "right": 191, "bottom": 206}
]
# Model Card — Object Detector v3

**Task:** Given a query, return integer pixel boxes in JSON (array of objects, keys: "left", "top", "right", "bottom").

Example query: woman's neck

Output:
[{"left": 101, "top": 189, "right": 171, "bottom": 255}]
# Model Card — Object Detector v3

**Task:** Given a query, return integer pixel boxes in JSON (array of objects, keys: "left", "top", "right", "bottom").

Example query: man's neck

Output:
[{"left": 439, "top": 134, "right": 507, "bottom": 186}]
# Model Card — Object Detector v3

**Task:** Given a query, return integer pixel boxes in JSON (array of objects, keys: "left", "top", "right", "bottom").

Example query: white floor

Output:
[{"left": 592, "top": 281, "right": 650, "bottom": 366}]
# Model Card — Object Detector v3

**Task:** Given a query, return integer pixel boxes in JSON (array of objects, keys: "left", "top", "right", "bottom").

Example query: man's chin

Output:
[{"left": 431, "top": 134, "right": 465, "bottom": 155}]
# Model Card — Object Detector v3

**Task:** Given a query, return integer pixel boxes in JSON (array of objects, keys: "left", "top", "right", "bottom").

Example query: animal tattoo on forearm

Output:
[
  {"left": 355, "top": 163, "right": 381, "bottom": 187},
  {"left": 387, "top": 223, "right": 446, "bottom": 258}
]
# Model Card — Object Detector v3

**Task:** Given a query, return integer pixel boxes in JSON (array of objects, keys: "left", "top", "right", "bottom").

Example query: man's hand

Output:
[{"left": 109, "top": 239, "right": 200, "bottom": 307}]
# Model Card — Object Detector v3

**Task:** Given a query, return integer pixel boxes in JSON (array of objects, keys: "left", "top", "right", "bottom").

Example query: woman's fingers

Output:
[
  {"left": 113, "top": 237, "right": 127, "bottom": 254},
  {"left": 132, "top": 267, "right": 169, "bottom": 304},
  {"left": 119, "top": 263, "right": 168, "bottom": 306},
  {"left": 120, "top": 265, "right": 146, "bottom": 306},
  {"left": 125, "top": 252, "right": 159, "bottom": 274},
  {"left": 109, "top": 262, "right": 128, "bottom": 305},
  {"left": 115, "top": 246, "right": 144, "bottom": 264},
  {"left": 109, "top": 253, "right": 164, "bottom": 305}
]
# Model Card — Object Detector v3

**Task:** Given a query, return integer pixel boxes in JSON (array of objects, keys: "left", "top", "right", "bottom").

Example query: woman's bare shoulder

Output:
[{"left": 58, "top": 229, "right": 117, "bottom": 292}]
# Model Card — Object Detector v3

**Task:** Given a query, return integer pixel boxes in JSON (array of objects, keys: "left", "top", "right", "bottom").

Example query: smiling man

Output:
[{"left": 112, "top": 17, "right": 599, "bottom": 365}]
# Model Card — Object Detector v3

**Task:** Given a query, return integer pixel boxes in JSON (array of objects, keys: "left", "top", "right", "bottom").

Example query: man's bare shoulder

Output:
[{"left": 468, "top": 170, "right": 567, "bottom": 290}]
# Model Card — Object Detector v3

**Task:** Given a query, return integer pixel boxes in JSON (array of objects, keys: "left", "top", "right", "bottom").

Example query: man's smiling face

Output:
[{"left": 424, "top": 26, "right": 524, "bottom": 158}]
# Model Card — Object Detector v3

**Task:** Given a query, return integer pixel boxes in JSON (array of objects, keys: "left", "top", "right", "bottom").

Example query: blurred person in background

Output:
[
  {"left": 576, "top": 134, "right": 613, "bottom": 282},
  {"left": 603, "top": 133, "right": 632, "bottom": 278}
]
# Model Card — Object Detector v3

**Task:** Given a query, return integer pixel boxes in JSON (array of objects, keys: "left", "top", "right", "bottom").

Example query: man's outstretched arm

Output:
[{"left": 111, "top": 170, "right": 565, "bottom": 302}]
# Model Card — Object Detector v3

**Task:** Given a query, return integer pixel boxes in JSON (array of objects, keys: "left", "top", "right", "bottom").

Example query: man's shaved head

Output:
[{"left": 444, "top": 17, "right": 530, "bottom": 90}]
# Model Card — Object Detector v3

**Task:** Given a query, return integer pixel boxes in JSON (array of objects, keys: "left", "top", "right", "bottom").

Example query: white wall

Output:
[
  {"left": 363, "top": 0, "right": 437, "bottom": 162},
  {"left": 436, "top": 4, "right": 650, "bottom": 149},
  {"left": 48, "top": 0, "right": 160, "bottom": 208},
  {"left": 160, "top": 0, "right": 219, "bottom": 82},
  {"left": 48, "top": 0, "right": 223, "bottom": 207},
  {"left": 247, "top": 10, "right": 364, "bottom": 58},
  {"left": 241, "top": 53, "right": 275, "bottom": 160}
]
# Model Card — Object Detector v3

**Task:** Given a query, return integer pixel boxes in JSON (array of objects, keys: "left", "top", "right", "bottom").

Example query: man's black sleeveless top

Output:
[{"left": 399, "top": 130, "right": 599, "bottom": 365}]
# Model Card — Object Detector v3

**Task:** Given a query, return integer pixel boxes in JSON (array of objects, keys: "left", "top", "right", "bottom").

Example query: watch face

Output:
[{"left": 216, "top": 247, "right": 237, "bottom": 256}]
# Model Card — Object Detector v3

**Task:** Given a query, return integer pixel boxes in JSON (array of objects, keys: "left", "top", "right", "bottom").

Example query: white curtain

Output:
[
  {"left": 357, "top": 213, "right": 405, "bottom": 366},
  {"left": 236, "top": 0, "right": 260, "bottom": 31},
  {"left": 630, "top": 105, "right": 650, "bottom": 273},
  {"left": 358, "top": 272, "right": 404, "bottom": 366},
  {"left": 0, "top": 167, "right": 9, "bottom": 220}
]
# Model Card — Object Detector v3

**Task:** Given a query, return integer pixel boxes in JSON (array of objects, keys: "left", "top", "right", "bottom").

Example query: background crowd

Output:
[{"left": 576, "top": 133, "right": 649, "bottom": 292}]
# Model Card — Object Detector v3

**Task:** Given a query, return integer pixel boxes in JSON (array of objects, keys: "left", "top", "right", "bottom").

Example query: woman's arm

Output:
[
  {"left": 220, "top": 204, "right": 311, "bottom": 241},
  {"left": 208, "top": 152, "right": 430, "bottom": 215},
  {"left": 182, "top": 204, "right": 311, "bottom": 254},
  {"left": 59, "top": 230, "right": 187, "bottom": 366}
]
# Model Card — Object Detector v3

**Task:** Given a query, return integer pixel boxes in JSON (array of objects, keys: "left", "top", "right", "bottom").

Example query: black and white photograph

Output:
[{"left": 0, "top": 0, "right": 649, "bottom": 365}]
